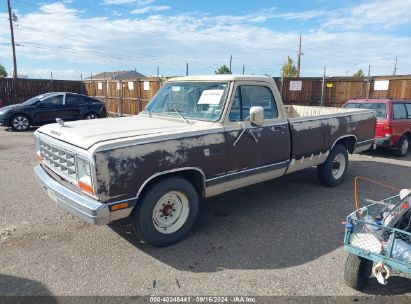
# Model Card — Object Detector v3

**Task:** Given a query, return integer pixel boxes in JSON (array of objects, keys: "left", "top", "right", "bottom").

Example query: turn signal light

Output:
[
  {"left": 79, "top": 180, "right": 94, "bottom": 195},
  {"left": 111, "top": 202, "right": 129, "bottom": 211},
  {"left": 35, "top": 154, "right": 42, "bottom": 163}
]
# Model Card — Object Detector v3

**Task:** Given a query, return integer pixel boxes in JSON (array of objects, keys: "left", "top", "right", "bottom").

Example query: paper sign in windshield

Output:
[{"left": 198, "top": 90, "right": 224, "bottom": 105}]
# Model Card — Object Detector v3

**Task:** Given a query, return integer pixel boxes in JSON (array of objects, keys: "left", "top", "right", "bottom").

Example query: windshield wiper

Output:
[
  {"left": 168, "top": 108, "right": 189, "bottom": 124},
  {"left": 144, "top": 108, "right": 152, "bottom": 117}
]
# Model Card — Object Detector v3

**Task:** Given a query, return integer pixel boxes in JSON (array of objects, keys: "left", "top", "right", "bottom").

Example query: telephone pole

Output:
[
  {"left": 393, "top": 56, "right": 398, "bottom": 76},
  {"left": 297, "top": 34, "right": 303, "bottom": 77},
  {"left": 7, "top": 0, "right": 18, "bottom": 79},
  {"left": 229, "top": 55, "right": 232, "bottom": 73},
  {"left": 242, "top": 65, "right": 245, "bottom": 75},
  {"left": 186, "top": 62, "right": 188, "bottom": 76}
]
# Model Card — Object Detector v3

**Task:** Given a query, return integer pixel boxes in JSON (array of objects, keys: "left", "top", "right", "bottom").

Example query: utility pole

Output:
[
  {"left": 297, "top": 34, "right": 303, "bottom": 77},
  {"left": 242, "top": 65, "right": 245, "bottom": 75},
  {"left": 393, "top": 56, "right": 398, "bottom": 76},
  {"left": 156, "top": 66, "right": 159, "bottom": 77},
  {"left": 229, "top": 55, "right": 232, "bottom": 73},
  {"left": 366, "top": 65, "right": 371, "bottom": 99},
  {"left": 7, "top": 0, "right": 17, "bottom": 80},
  {"left": 320, "top": 66, "right": 326, "bottom": 106},
  {"left": 186, "top": 62, "right": 188, "bottom": 76}
]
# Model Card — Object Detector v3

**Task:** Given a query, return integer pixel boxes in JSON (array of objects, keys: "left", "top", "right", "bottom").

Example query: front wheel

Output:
[
  {"left": 132, "top": 177, "right": 199, "bottom": 247},
  {"left": 10, "top": 114, "right": 31, "bottom": 131},
  {"left": 344, "top": 253, "right": 373, "bottom": 291},
  {"left": 317, "top": 143, "right": 349, "bottom": 187}
]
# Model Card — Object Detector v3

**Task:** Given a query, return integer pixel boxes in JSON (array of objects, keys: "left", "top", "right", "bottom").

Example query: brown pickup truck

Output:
[{"left": 33, "top": 75, "right": 376, "bottom": 246}]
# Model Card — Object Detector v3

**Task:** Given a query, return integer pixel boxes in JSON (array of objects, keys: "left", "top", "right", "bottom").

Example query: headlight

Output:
[
  {"left": 76, "top": 156, "right": 94, "bottom": 196},
  {"left": 34, "top": 137, "right": 42, "bottom": 163},
  {"left": 0, "top": 110, "right": 6, "bottom": 116}
]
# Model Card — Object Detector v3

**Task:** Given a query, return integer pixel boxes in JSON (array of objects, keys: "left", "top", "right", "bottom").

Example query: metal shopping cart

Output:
[{"left": 343, "top": 193, "right": 411, "bottom": 290}]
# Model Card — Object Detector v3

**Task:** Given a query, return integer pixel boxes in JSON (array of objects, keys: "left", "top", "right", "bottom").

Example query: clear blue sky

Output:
[{"left": 0, "top": 0, "right": 410, "bottom": 79}]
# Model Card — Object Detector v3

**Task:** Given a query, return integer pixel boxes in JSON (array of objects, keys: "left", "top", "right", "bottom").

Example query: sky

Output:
[{"left": 0, "top": 0, "right": 411, "bottom": 80}]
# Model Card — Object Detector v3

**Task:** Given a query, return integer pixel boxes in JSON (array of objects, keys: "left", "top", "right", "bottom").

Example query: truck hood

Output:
[{"left": 37, "top": 115, "right": 214, "bottom": 150}]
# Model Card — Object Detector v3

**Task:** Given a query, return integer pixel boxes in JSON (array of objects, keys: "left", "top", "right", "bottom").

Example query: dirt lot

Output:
[{"left": 0, "top": 127, "right": 410, "bottom": 297}]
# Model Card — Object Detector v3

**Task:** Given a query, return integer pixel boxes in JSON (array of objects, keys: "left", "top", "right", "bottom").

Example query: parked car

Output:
[
  {"left": 33, "top": 75, "right": 376, "bottom": 246},
  {"left": 343, "top": 99, "right": 411, "bottom": 156},
  {"left": 0, "top": 92, "right": 107, "bottom": 131}
]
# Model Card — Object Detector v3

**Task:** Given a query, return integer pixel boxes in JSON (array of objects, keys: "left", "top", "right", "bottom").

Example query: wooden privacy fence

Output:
[
  {"left": 0, "top": 78, "right": 84, "bottom": 106},
  {"left": 2, "top": 75, "right": 411, "bottom": 115},
  {"left": 275, "top": 75, "right": 411, "bottom": 107},
  {"left": 83, "top": 78, "right": 169, "bottom": 116}
]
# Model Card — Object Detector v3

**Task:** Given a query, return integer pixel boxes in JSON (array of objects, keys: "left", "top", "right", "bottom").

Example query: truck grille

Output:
[{"left": 39, "top": 140, "right": 77, "bottom": 180}]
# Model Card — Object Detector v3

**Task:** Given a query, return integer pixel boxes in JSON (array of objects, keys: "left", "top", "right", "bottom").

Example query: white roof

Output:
[{"left": 168, "top": 74, "right": 275, "bottom": 83}]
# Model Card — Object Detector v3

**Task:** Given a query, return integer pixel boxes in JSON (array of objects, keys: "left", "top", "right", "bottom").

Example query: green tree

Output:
[
  {"left": 281, "top": 56, "right": 298, "bottom": 77},
  {"left": 0, "top": 64, "right": 7, "bottom": 78},
  {"left": 353, "top": 69, "right": 365, "bottom": 77},
  {"left": 215, "top": 64, "right": 232, "bottom": 74}
]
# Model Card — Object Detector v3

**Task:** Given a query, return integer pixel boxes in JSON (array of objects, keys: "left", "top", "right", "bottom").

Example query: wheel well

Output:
[
  {"left": 334, "top": 136, "right": 356, "bottom": 153},
  {"left": 9, "top": 113, "right": 31, "bottom": 127},
  {"left": 137, "top": 169, "right": 205, "bottom": 201},
  {"left": 404, "top": 132, "right": 411, "bottom": 140},
  {"left": 84, "top": 112, "right": 100, "bottom": 118}
]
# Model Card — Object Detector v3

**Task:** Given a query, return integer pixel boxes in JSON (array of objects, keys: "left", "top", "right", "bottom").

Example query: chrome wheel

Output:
[
  {"left": 85, "top": 113, "right": 98, "bottom": 119},
  {"left": 152, "top": 191, "right": 190, "bottom": 234},
  {"left": 401, "top": 138, "right": 409, "bottom": 155},
  {"left": 332, "top": 153, "right": 346, "bottom": 180},
  {"left": 12, "top": 115, "right": 30, "bottom": 131}
]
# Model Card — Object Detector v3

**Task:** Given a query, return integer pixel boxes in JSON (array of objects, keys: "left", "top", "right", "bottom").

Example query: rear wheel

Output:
[
  {"left": 84, "top": 112, "right": 99, "bottom": 120},
  {"left": 317, "top": 144, "right": 349, "bottom": 187},
  {"left": 10, "top": 114, "right": 31, "bottom": 131},
  {"left": 394, "top": 135, "right": 409, "bottom": 157},
  {"left": 131, "top": 177, "right": 199, "bottom": 247},
  {"left": 344, "top": 253, "right": 373, "bottom": 291}
]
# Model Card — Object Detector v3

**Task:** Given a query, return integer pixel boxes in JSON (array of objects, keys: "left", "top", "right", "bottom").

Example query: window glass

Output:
[
  {"left": 393, "top": 103, "right": 407, "bottom": 120},
  {"left": 146, "top": 82, "right": 229, "bottom": 122},
  {"left": 42, "top": 95, "right": 63, "bottom": 106},
  {"left": 229, "top": 85, "right": 278, "bottom": 122},
  {"left": 66, "top": 94, "right": 88, "bottom": 105},
  {"left": 406, "top": 104, "right": 411, "bottom": 119},
  {"left": 344, "top": 102, "right": 387, "bottom": 119}
]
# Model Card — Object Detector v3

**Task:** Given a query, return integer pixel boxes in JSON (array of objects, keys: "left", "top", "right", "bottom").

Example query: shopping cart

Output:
[{"left": 343, "top": 194, "right": 411, "bottom": 290}]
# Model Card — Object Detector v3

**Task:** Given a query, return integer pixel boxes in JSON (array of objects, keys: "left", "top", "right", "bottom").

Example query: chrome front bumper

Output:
[{"left": 34, "top": 165, "right": 110, "bottom": 225}]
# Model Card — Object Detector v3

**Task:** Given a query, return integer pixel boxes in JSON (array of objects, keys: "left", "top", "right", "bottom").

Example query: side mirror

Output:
[{"left": 249, "top": 106, "right": 264, "bottom": 126}]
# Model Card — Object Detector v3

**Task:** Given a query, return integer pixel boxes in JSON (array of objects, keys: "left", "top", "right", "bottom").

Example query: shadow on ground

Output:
[{"left": 0, "top": 274, "right": 55, "bottom": 299}]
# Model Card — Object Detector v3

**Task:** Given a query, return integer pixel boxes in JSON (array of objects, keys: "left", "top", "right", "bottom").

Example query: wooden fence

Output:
[
  {"left": 83, "top": 78, "right": 168, "bottom": 116},
  {"left": 2, "top": 75, "right": 411, "bottom": 115},
  {"left": 0, "top": 78, "right": 84, "bottom": 106},
  {"left": 275, "top": 75, "right": 411, "bottom": 107}
]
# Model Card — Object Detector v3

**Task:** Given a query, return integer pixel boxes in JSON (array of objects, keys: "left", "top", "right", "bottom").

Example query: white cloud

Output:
[
  {"left": 103, "top": 0, "right": 155, "bottom": 5},
  {"left": 0, "top": 2, "right": 410, "bottom": 79},
  {"left": 131, "top": 5, "right": 171, "bottom": 14}
]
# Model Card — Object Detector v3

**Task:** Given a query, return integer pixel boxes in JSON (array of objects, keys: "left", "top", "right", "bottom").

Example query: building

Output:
[{"left": 86, "top": 70, "right": 146, "bottom": 80}]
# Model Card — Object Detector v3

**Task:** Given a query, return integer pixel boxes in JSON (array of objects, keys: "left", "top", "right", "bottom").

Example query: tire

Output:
[
  {"left": 10, "top": 114, "right": 31, "bottom": 131},
  {"left": 132, "top": 177, "right": 199, "bottom": 247},
  {"left": 394, "top": 135, "right": 409, "bottom": 157},
  {"left": 344, "top": 253, "right": 373, "bottom": 291},
  {"left": 84, "top": 112, "right": 100, "bottom": 120},
  {"left": 317, "top": 143, "right": 349, "bottom": 187}
]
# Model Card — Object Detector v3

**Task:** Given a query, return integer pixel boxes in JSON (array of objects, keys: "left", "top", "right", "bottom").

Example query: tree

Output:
[
  {"left": 0, "top": 64, "right": 7, "bottom": 78},
  {"left": 281, "top": 56, "right": 298, "bottom": 77},
  {"left": 353, "top": 69, "right": 365, "bottom": 77},
  {"left": 215, "top": 64, "right": 232, "bottom": 74}
]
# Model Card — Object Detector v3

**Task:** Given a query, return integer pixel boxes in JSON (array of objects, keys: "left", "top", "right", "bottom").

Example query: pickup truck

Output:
[{"left": 33, "top": 75, "right": 376, "bottom": 246}]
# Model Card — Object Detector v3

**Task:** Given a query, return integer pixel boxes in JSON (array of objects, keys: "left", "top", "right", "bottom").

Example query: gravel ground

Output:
[{"left": 0, "top": 127, "right": 410, "bottom": 298}]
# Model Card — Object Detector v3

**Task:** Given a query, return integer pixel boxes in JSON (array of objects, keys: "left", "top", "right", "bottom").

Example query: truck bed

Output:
[{"left": 283, "top": 105, "right": 376, "bottom": 173}]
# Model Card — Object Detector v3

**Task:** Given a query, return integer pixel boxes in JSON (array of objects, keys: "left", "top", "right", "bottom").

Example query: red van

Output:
[{"left": 343, "top": 99, "right": 411, "bottom": 156}]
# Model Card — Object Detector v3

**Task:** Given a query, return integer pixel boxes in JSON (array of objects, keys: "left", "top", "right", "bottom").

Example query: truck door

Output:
[{"left": 224, "top": 83, "right": 291, "bottom": 190}]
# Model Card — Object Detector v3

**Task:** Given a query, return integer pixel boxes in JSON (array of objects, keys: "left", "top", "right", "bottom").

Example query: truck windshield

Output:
[
  {"left": 344, "top": 102, "right": 387, "bottom": 119},
  {"left": 145, "top": 82, "right": 229, "bottom": 122}
]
